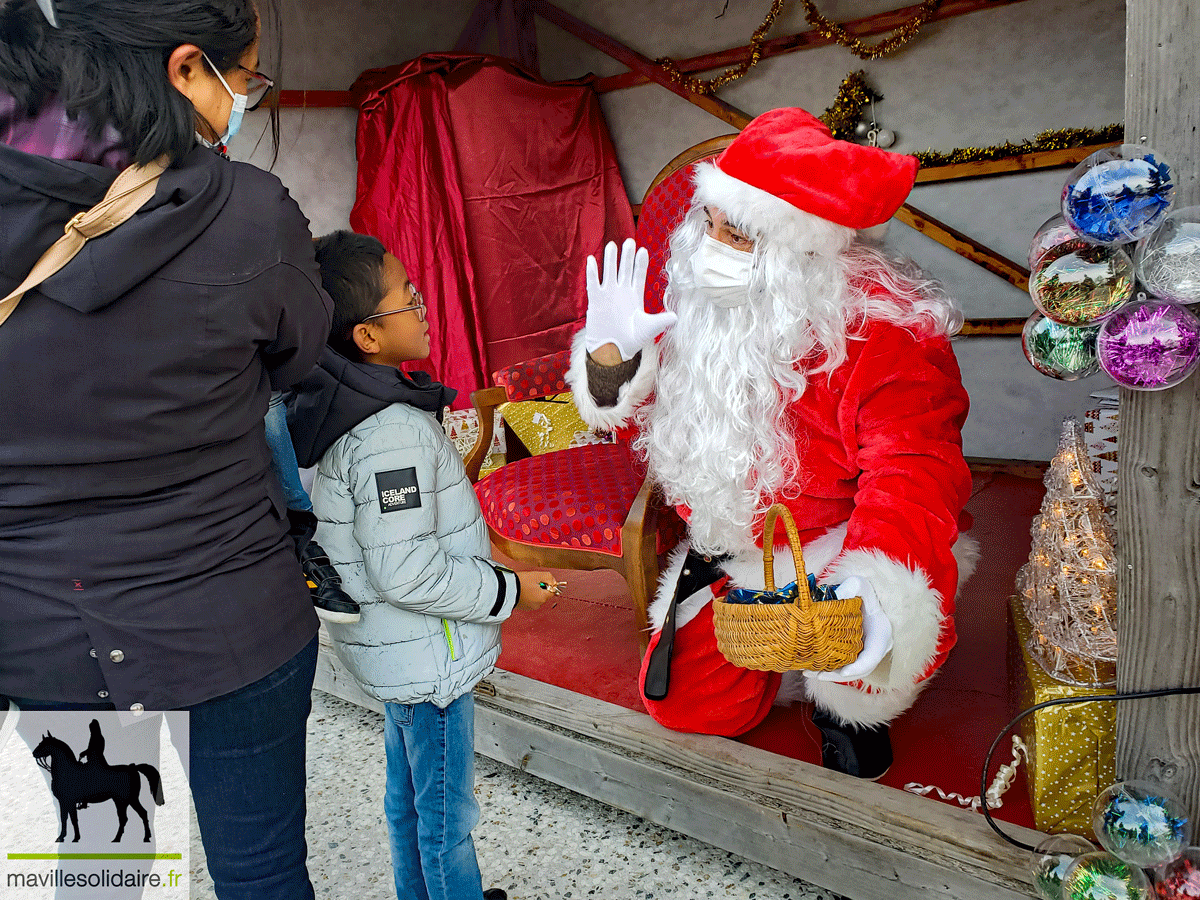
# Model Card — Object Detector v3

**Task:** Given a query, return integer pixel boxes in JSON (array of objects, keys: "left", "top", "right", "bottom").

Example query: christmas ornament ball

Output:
[
  {"left": 1152, "top": 847, "right": 1200, "bottom": 900},
  {"left": 1135, "top": 205, "right": 1200, "bottom": 306},
  {"left": 1032, "top": 834, "right": 1096, "bottom": 900},
  {"left": 1030, "top": 236, "right": 1135, "bottom": 325},
  {"left": 1093, "top": 781, "right": 1189, "bottom": 868},
  {"left": 1062, "top": 144, "right": 1175, "bottom": 244},
  {"left": 1022, "top": 312, "right": 1101, "bottom": 380},
  {"left": 1061, "top": 851, "right": 1153, "bottom": 900},
  {"left": 1097, "top": 300, "right": 1200, "bottom": 391},
  {"left": 1030, "top": 213, "right": 1078, "bottom": 272}
]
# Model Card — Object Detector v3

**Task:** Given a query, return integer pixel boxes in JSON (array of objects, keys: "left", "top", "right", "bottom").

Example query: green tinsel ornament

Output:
[
  {"left": 1061, "top": 851, "right": 1152, "bottom": 900},
  {"left": 1022, "top": 313, "right": 1101, "bottom": 380}
]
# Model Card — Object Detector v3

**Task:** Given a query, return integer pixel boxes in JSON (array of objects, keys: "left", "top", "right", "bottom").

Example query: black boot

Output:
[
  {"left": 811, "top": 707, "right": 893, "bottom": 780},
  {"left": 483, "top": 890, "right": 507, "bottom": 900},
  {"left": 287, "top": 509, "right": 361, "bottom": 624}
]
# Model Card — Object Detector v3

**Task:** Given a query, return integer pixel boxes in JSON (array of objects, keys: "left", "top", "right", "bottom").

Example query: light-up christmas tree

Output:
[{"left": 1017, "top": 417, "right": 1118, "bottom": 686}]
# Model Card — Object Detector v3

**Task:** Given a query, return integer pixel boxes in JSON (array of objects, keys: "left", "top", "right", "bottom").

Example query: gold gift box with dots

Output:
[{"left": 1008, "top": 597, "right": 1116, "bottom": 837}]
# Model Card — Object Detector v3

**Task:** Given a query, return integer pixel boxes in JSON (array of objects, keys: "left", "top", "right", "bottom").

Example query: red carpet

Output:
[{"left": 497, "top": 472, "right": 1043, "bottom": 831}]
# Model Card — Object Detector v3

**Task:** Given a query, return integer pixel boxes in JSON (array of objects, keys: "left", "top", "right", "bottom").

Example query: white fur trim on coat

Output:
[{"left": 568, "top": 330, "right": 657, "bottom": 432}]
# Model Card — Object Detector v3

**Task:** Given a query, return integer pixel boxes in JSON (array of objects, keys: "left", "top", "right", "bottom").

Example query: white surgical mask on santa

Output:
[{"left": 692, "top": 233, "right": 754, "bottom": 307}]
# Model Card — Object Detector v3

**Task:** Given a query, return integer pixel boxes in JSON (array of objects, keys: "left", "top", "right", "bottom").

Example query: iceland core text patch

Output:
[{"left": 376, "top": 468, "right": 422, "bottom": 513}]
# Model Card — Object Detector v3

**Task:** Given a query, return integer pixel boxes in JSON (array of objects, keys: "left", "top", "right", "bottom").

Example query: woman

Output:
[{"left": 0, "top": 1, "right": 332, "bottom": 897}]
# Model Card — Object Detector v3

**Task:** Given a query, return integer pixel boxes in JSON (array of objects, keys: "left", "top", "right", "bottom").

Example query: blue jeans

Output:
[
  {"left": 384, "top": 693, "right": 484, "bottom": 900},
  {"left": 265, "top": 391, "right": 312, "bottom": 512},
  {"left": 5, "top": 636, "right": 318, "bottom": 900}
]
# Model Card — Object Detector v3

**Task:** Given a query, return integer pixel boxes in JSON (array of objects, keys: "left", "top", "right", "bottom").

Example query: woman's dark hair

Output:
[
  {"left": 0, "top": 0, "right": 280, "bottom": 166},
  {"left": 313, "top": 231, "right": 389, "bottom": 363}
]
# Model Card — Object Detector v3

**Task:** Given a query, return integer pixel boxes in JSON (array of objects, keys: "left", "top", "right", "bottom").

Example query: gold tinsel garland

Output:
[
  {"left": 914, "top": 124, "right": 1125, "bottom": 168},
  {"left": 655, "top": 0, "right": 786, "bottom": 96},
  {"left": 818, "top": 70, "right": 880, "bottom": 140},
  {"left": 801, "top": 0, "right": 944, "bottom": 61}
]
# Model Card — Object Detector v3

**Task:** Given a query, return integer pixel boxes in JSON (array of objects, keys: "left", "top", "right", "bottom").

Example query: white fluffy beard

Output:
[{"left": 634, "top": 207, "right": 855, "bottom": 555}]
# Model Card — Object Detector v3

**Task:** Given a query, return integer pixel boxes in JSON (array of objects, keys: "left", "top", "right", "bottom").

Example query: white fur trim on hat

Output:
[
  {"left": 568, "top": 329, "right": 657, "bottom": 432},
  {"left": 692, "top": 162, "right": 855, "bottom": 249}
]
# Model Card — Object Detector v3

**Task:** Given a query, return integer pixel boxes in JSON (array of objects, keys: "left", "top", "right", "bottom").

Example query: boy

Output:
[{"left": 287, "top": 231, "right": 556, "bottom": 900}]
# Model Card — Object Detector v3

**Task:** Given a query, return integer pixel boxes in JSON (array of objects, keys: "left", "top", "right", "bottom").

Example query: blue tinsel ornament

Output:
[{"left": 1063, "top": 146, "right": 1175, "bottom": 245}]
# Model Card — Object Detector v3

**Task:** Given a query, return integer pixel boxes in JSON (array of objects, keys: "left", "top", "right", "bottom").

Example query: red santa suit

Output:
[{"left": 567, "top": 108, "right": 975, "bottom": 745}]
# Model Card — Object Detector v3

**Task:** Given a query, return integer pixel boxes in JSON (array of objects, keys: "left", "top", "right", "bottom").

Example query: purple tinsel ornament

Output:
[{"left": 1097, "top": 300, "right": 1200, "bottom": 391}]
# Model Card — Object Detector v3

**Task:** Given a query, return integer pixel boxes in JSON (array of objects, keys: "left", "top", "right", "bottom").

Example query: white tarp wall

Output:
[{"left": 231, "top": 0, "right": 1127, "bottom": 460}]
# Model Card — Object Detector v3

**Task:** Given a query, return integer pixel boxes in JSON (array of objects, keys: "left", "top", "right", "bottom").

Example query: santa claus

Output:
[{"left": 567, "top": 108, "right": 976, "bottom": 779}]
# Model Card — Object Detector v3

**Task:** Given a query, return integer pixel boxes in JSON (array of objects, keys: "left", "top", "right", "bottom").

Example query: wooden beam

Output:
[
  {"left": 497, "top": 0, "right": 540, "bottom": 73},
  {"left": 594, "top": 0, "right": 1037, "bottom": 94},
  {"left": 894, "top": 205, "right": 1030, "bottom": 291},
  {"left": 959, "top": 318, "right": 1026, "bottom": 337},
  {"left": 915, "top": 142, "right": 1121, "bottom": 184},
  {"left": 527, "top": 0, "right": 753, "bottom": 130},
  {"left": 455, "top": 0, "right": 501, "bottom": 52},
  {"left": 1116, "top": 0, "right": 1200, "bottom": 828},
  {"left": 276, "top": 89, "right": 355, "bottom": 108}
]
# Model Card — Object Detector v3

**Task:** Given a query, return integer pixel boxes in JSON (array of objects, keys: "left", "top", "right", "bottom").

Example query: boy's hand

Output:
[{"left": 516, "top": 571, "right": 560, "bottom": 611}]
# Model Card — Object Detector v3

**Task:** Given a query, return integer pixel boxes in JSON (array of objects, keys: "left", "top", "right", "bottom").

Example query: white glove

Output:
[
  {"left": 809, "top": 576, "right": 893, "bottom": 683},
  {"left": 584, "top": 238, "right": 677, "bottom": 360}
]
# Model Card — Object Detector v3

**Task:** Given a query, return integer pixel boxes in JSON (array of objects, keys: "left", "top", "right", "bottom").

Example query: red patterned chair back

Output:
[{"left": 635, "top": 134, "right": 736, "bottom": 314}]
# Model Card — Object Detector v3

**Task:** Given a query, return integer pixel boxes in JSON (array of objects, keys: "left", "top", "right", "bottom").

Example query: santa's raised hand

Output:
[{"left": 584, "top": 238, "right": 677, "bottom": 361}]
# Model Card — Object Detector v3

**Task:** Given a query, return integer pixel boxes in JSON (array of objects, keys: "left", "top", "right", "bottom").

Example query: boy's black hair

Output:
[
  {"left": 313, "top": 230, "right": 388, "bottom": 363},
  {"left": 0, "top": 0, "right": 281, "bottom": 166}
]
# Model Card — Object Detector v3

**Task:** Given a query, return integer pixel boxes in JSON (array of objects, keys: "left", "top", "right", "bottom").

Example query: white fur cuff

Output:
[
  {"left": 822, "top": 549, "right": 946, "bottom": 696},
  {"left": 567, "top": 330, "right": 657, "bottom": 432}
]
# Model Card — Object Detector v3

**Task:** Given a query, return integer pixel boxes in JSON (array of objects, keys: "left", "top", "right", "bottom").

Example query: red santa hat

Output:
[{"left": 693, "top": 107, "right": 919, "bottom": 235}]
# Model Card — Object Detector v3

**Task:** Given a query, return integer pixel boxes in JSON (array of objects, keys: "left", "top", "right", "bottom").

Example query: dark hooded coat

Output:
[{"left": 0, "top": 143, "right": 333, "bottom": 710}]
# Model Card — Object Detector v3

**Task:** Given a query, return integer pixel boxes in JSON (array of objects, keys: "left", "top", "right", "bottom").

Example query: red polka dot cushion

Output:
[
  {"left": 493, "top": 350, "right": 573, "bottom": 402},
  {"left": 474, "top": 443, "right": 685, "bottom": 557}
]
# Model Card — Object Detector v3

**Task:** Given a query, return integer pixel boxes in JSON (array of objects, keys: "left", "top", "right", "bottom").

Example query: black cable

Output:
[{"left": 979, "top": 684, "right": 1200, "bottom": 853}]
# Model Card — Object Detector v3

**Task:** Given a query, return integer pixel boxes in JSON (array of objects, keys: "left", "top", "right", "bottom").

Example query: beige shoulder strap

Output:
[{"left": 0, "top": 156, "right": 168, "bottom": 327}]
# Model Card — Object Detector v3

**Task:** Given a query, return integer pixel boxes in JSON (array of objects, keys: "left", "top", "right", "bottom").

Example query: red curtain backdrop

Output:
[{"left": 350, "top": 54, "right": 635, "bottom": 402}]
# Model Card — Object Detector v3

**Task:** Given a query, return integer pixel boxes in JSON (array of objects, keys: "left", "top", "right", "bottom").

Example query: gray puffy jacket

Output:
[{"left": 310, "top": 399, "right": 519, "bottom": 707}]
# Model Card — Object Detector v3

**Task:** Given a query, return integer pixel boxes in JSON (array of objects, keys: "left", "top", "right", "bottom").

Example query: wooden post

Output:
[{"left": 1116, "top": 0, "right": 1200, "bottom": 825}]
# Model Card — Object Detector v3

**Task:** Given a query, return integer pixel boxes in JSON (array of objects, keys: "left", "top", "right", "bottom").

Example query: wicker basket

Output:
[{"left": 712, "top": 504, "right": 864, "bottom": 672}]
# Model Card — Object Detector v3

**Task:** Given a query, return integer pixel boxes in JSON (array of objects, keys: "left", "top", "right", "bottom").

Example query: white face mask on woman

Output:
[
  {"left": 691, "top": 233, "right": 754, "bottom": 307},
  {"left": 201, "top": 52, "right": 248, "bottom": 145}
]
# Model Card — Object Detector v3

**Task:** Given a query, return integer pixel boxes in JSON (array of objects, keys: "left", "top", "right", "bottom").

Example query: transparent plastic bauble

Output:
[
  {"left": 1061, "top": 851, "right": 1153, "bottom": 900},
  {"left": 1029, "top": 235, "right": 1135, "bottom": 325},
  {"left": 1062, "top": 144, "right": 1175, "bottom": 244},
  {"left": 1151, "top": 846, "right": 1200, "bottom": 900},
  {"left": 1029, "top": 213, "right": 1077, "bottom": 272},
  {"left": 1135, "top": 205, "right": 1200, "bottom": 305},
  {"left": 1093, "top": 781, "right": 1189, "bottom": 868},
  {"left": 1097, "top": 299, "right": 1200, "bottom": 391},
  {"left": 1031, "top": 834, "right": 1096, "bottom": 900},
  {"left": 1022, "top": 312, "right": 1102, "bottom": 380}
]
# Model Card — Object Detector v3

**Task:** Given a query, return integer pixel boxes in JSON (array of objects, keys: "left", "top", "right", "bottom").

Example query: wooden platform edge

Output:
[{"left": 314, "top": 636, "right": 1041, "bottom": 900}]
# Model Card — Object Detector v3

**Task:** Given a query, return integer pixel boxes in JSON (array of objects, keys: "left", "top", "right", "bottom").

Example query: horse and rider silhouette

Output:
[{"left": 31, "top": 719, "right": 164, "bottom": 843}]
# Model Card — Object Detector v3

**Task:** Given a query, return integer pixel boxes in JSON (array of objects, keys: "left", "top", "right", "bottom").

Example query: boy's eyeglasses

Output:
[
  {"left": 237, "top": 65, "right": 276, "bottom": 111},
  {"left": 363, "top": 291, "right": 426, "bottom": 323}
]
